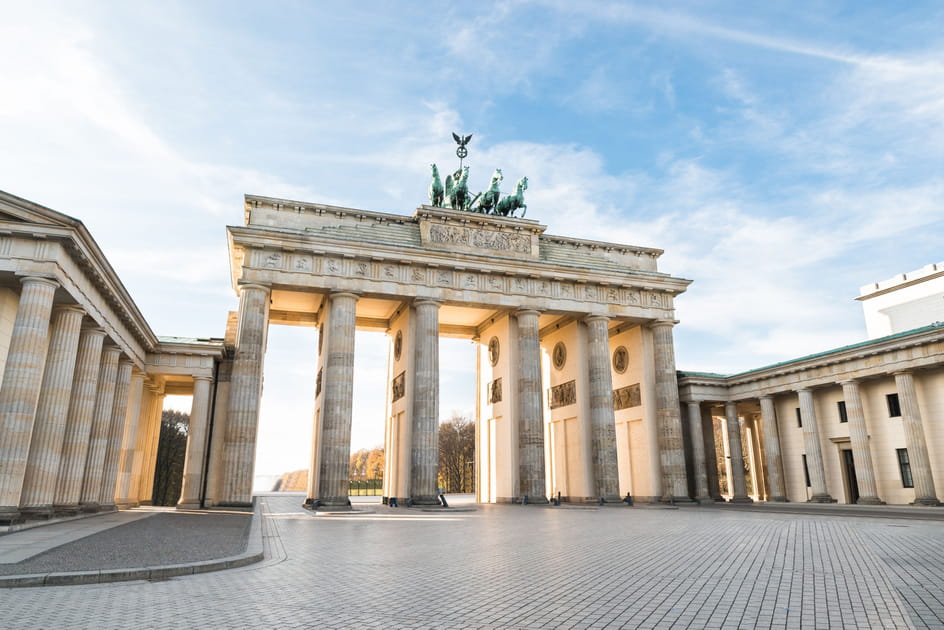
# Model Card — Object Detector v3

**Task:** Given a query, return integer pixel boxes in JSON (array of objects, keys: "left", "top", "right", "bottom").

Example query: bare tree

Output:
[{"left": 438, "top": 413, "right": 474, "bottom": 493}]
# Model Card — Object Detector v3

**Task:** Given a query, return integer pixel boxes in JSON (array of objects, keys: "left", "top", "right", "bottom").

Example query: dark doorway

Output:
[{"left": 842, "top": 449, "right": 859, "bottom": 504}]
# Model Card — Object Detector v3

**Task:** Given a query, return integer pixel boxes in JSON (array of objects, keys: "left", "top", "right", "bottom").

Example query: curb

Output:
[{"left": 0, "top": 501, "right": 265, "bottom": 589}]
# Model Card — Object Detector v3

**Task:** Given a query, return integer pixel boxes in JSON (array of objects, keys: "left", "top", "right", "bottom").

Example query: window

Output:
[
  {"left": 838, "top": 401, "right": 848, "bottom": 423},
  {"left": 887, "top": 393, "right": 901, "bottom": 417},
  {"left": 897, "top": 449, "right": 913, "bottom": 488},
  {"left": 795, "top": 407, "right": 802, "bottom": 428},
  {"left": 802, "top": 454, "right": 811, "bottom": 488}
]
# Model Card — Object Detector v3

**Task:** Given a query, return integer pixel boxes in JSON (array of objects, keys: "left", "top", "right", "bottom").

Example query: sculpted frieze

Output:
[{"left": 427, "top": 223, "right": 531, "bottom": 254}]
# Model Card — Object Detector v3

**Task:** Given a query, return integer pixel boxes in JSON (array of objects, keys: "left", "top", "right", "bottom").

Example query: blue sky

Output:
[{"left": 2, "top": 2, "right": 942, "bottom": 480}]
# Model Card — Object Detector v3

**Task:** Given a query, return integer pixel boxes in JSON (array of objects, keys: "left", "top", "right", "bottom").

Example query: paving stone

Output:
[{"left": 2, "top": 494, "right": 944, "bottom": 628}]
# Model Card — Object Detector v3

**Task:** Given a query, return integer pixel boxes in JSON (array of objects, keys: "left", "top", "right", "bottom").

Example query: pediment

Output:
[{"left": 0, "top": 190, "right": 82, "bottom": 229}]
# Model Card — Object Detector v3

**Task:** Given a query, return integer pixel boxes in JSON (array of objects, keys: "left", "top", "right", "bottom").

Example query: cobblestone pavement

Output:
[{"left": 4, "top": 493, "right": 944, "bottom": 629}]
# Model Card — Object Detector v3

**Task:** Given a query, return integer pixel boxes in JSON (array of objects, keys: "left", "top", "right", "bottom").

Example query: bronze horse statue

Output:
[
  {"left": 474, "top": 168, "right": 503, "bottom": 214},
  {"left": 446, "top": 166, "right": 470, "bottom": 211},
  {"left": 495, "top": 176, "right": 528, "bottom": 217},
  {"left": 428, "top": 164, "right": 444, "bottom": 207}
]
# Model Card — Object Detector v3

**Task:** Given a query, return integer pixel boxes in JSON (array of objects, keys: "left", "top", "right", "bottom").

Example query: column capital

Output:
[
  {"left": 193, "top": 375, "right": 214, "bottom": 384},
  {"left": 583, "top": 313, "right": 610, "bottom": 324},
  {"left": 117, "top": 357, "right": 135, "bottom": 367},
  {"left": 16, "top": 275, "right": 60, "bottom": 290},
  {"left": 649, "top": 318, "right": 679, "bottom": 329},
  {"left": 758, "top": 394, "right": 775, "bottom": 402},
  {"left": 236, "top": 282, "right": 271, "bottom": 296},
  {"left": 413, "top": 297, "right": 443, "bottom": 308},
  {"left": 328, "top": 290, "right": 360, "bottom": 301},
  {"left": 52, "top": 304, "right": 85, "bottom": 316},
  {"left": 515, "top": 308, "right": 541, "bottom": 318},
  {"left": 838, "top": 379, "right": 859, "bottom": 386},
  {"left": 891, "top": 370, "right": 913, "bottom": 377},
  {"left": 686, "top": 400, "right": 702, "bottom": 408}
]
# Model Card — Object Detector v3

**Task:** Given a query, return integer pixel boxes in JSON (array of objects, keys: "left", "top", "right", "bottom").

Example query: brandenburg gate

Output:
[{"left": 216, "top": 190, "right": 693, "bottom": 508}]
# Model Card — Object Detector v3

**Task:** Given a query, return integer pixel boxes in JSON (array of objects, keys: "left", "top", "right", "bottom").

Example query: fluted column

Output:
[
  {"left": 53, "top": 327, "right": 106, "bottom": 514},
  {"left": 516, "top": 309, "right": 547, "bottom": 503},
  {"left": 317, "top": 292, "right": 358, "bottom": 507},
  {"left": 586, "top": 315, "right": 619, "bottom": 501},
  {"left": 220, "top": 283, "right": 270, "bottom": 507},
  {"left": 19, "top": 306, "right": 85, "bottom": 519},
  {"left": 839, "top": 380, "right": 882, "bottom": 504},
  {"left": 724, "top": 402, "right": 752, "bottom": 503},
  {"left": 758, "top": 396, "right": 787, "bottom": 501},
  {"left": 0, "top": 276, "right": 60, "bottom": 524},
  {"left": 410, "top": 299, "right": 441, "bottom": 505},
  {"left": 686, "top": 402, "right": 711, "bottom": 502},
  {"left": 98, "top": 359, "right": 133, "bottom": 510},
  {"left": 894, "top": 372, "right": 940, "bottom": 506},
  {"left": 115, "top": 369, "right": 145, "bottom": 508},
  {"left": 138, "top": 387, "right": 165, "bottom": 505},
  {"left": 179, "top": 376, "right": 213, "bottom": 509},
  {"left": 79, "top": 345, "right": 121, "bottom": 511},
  {"left": 651, "top": 320, "right": 690, "bottom": 502},
  {"left": 797, "top": 388, "right": 833, "bottom": 502},
  {"left": 128, "top": 383, "right": 157, "bottom": 506}
]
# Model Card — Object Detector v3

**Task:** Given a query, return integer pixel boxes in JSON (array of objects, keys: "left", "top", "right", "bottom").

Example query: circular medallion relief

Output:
[
  {"left": 612, "top": 346, "right": 629, "bottom": 374},
  {"left": 488, "top": 337, "right": 500, "bottom": 366},
  {"left": 394, "top": 330, "right": 403, "bottom": 361},
  {"left": 552, "top": 342, "right": 567, "bottom": 370}
]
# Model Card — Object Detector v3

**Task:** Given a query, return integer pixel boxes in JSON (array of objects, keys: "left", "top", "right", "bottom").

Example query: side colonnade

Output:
[{"left": 679, "top": 325, "right": 943, "bottom": 506}]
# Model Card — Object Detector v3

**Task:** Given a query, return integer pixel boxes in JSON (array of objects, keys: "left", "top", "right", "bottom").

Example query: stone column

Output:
[
  {"left": 220, "top": 283, "right": 270, "bottom": 507},
  {"left": 115, "top": 369, "right": 145, "bottom": 508},
  {"left": 651, "top": 320, "right": 690, "bottom": 502},
  {"left": 797, "top": 388, "right": 833, "bottom": 502},
  {"left": 701, "top": 406, "right": 723, "bottom": 501},
  {"left": 0, "top": 276, "right": 60, "bottom": 524},
  {"left": 839, "top": 380, "right": 882, "bottom": 504},
  {"left": 410, "top": 299, "right": 441, "bottom": 505},
  {"left": 758, "top": 396, "right": 787, "bottom": 501},
  {"left": 724, "top": 402, "right": 752, "bottom": 503},
  {"left": 53, "top": 327, "right": 106, "bottom": 514},
  {"left": 585, "top": 315, "right": 620, "bottom": 501},
  {"left": 78, "top": 345, "right": 121, "bottom": 511},
  {"left": 138, "top": 387, "right": 165, "bottom": 505},
  {"left": 98, "top": 359, "right": 133, "bottom": 510},
  {"left": 178, "top": 376, "right": 213, "bottom": 509},
  {"left": 19, "top": 306, "right": 85, "bottom": 519},
  {"left": 317, "top": 292, "right": 358, "bottom": 507},
  {"left": 516, "top": 309, "right": 547, "bottom": 503},
  {"left": 894, "top": 371, "right": 940, "bottom": 506},
  {"left": 686, "top": 402, "right": 711, "bottom": 502}
]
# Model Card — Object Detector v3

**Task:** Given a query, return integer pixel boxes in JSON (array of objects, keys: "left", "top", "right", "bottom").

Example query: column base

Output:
[
  {"left": 217, "top": 501, "right": 253, "bottom": 509},
  {"left": 79, "top": 502, "right": 100, "bottom": 513},
  {"left": 767, "top": 496, "right": 789, "bottom": 502},
  {"left": 808, "top": 494, "right": 836, "bottom": 503},
  {"left": 516, "top": 495, "right": 549, "bottom": 505},
  {"left": 694, "top": 496, "right": 715, "bottom": 504},
  {"left": 661, "top": 496, "right": 697, "bottom": 505},
  {"left": 912, "top": 497, "right": 942, "bottom": 506},
  {"left": 856, "top": 497, "right": 885, "bottom": 505},
  {"left": 19, "top": 505, "right": 55, "bottom": 520},
  {"left": 729, "top": 496, "right": 754, "bottom": 504},
  {"left": 176, "top": 501, "right": 202, "bottom": 511},
  {"left": 53, "top": 504, "right": 80, "bottom": 517},
  {"left": 409, "top": 495, "right": 441, "bottom": 506},
  {"left": 138, "top": 500, "right": 153, "bottom": 506},
  {"left": 0, "top": 507, "right": 24, "bottom": 526},
  {"left": 313, "top": 497, "right": 351, "bottom": 509},
  {"left": 99, "top": 503, "right": 117, "bottom": 513},
  {"left": 115, "top": 501, "right": 140, "bottom": 510}
]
